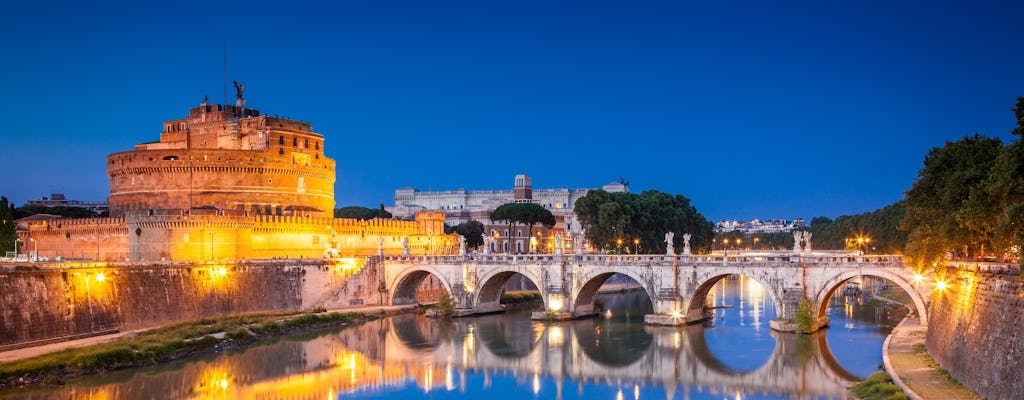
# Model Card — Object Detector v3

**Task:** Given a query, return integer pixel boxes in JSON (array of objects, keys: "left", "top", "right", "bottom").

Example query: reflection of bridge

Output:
[
  {"left": 383, "top": 251, "right": 934, "bottom": 328},
  {"left": 326, "top": 313, "right": 863, "bottom": 399}
]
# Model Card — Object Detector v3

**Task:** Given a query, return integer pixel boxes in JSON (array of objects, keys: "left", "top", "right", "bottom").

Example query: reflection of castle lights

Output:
[
  {"left": 532, "top": 373, "right": 540, "bottom": 395},
  {"left": 673, "top": 332, "right": 681, "bottom": 349},
  {"left": 634, "top": 384, "right": 640, "bottom": 400},
  {"left": 616, "top": 387, "right": 624, "bottom": 400}
]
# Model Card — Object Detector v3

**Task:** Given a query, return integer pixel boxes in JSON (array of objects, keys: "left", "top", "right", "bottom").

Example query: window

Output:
[
  {"left": 292, "top": 137, "right": 297, "bottom": 146},
  {"left": 315, "top": 141, "right": 320, "bottom": 150},
  {"left": 304, "top": 139, "right": 309, "bottom": 148},
  {"left": 279, "top": 136, "right": 284, "bottom": 145}
]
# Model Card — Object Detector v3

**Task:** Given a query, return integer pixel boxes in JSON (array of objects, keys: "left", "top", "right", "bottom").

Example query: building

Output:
[
  {"left": 17, "top": 92, "right": 453, "bottom": 262},
  {"left": 714, "top": 218, "right": 805, "bottom": 234},
  {"left": 24, "top": 193, "right": 109, "bottom": 215},
  {"left": 390, "top": 174, "right": 627, "bottom": 253}
]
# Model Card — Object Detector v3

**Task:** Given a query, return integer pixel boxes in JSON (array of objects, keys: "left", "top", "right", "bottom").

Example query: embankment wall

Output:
[{"left": 926, "top": 263, "right": 1023, "bottom": 400}]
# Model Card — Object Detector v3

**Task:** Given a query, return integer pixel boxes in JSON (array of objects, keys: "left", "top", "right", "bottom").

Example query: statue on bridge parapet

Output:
[
  {"left": 458, "top": 236, "right": 466, "bottom": 255},
  {"left": 804, "top": 232, "right": 812, "bottom": 253},
  {"left": 401, "top": 236, "right": 410, "bottom": 256},
  {"left": 793, "top": 231, "right": 802, "bottom": 254},
  {"left": 555, "top": 234, "right": 563, "bottom": 255},
  {"left": 481, "top": 233, "right": 492, "bottom": 255},
  {"left": 575, "top": 232, "right": 585, "bottom": 255},
  {"left": 665, "top": 231, "right": 675, "bottom": 255},
  {"left": 376, "top": 236, "right": 384, "bottom": 256},
  {"left": 683, "top": 233, "right": 691, "bottom": 255}
]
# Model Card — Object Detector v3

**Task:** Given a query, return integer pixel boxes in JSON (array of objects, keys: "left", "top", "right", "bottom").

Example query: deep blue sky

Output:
[{"left": 2, "top": 1, "right": 1022, "bottom": 221}]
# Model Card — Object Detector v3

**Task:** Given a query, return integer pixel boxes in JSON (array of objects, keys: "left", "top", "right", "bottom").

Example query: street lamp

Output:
[
  {"left": 753, "top": 237, "right": 760, "bottom": 250},
  {"left": 736, "top": 238, "right": 743, "bottom": 250},
  {"left": 616, "top": 238, "right": 623, "bottom": 254},
  {"left": 633, "top": 238, "right": 639, "bottom": 254}
]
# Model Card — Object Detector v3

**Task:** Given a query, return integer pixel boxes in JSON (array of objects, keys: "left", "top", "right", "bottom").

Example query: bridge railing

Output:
[{"left": 383, "top": 253, "right": 905, "bottom": 267}]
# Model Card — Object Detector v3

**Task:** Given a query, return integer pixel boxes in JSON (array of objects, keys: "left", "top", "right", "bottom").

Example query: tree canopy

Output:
[
  {"left": 13, "top": 205, "right": 102, "bottom": 219},
  {"left": 806, "top": 202, "right": 907, "bottom": 254},
  {"left": 491, "top": 202, "right": 556, "bottom": 244},
  {"left": 0, "top": 197, "right": 15, "bottom": 253},
  {"left": 901, "top": 98, "right": 1024, "bottom": 268},
  {"left": 574, "top": 189, "right": 714, "bottom": 254},
  {"left": 452, "top": 220, "right": 485, "bottom": 248},
  {"left": 334, "top": 205, "right": 392, "bottom": 220}
]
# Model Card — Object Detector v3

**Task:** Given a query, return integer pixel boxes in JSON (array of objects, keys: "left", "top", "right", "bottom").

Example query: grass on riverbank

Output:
[
  {"left": 0, "top": 310, "right": 376, "bottom": 388},
  {"left": 851, "top": 371, "right": 909, "bottom": 400}
]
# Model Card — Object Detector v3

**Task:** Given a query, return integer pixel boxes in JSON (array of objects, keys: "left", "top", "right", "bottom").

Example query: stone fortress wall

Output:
[
  {"left": 17, "top": 211, "right": 451, "bottom": 262},
  {"left": 925, "top": 263, "right": 1024, "bottom": 400}
]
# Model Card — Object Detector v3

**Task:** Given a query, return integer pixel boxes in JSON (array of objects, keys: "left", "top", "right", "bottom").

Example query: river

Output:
[{"left": 2, "top": 275, "right": 905, "bottom": 399}]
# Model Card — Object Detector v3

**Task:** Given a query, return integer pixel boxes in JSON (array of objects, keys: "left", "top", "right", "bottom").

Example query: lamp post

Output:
[
  {"left": 633, "top": 238, "right": 639, "bottom": 254},
  {"left": 29, "top": 238, "right": 36, "bottom": 262},
  {"left": 753, "top": 237, "right": 760, "bottom": 250},
  {"left": 616, "top": 238, "right": 623, "bottom": 254}
]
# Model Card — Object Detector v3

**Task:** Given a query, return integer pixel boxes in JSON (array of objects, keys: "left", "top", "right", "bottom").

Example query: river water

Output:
[{"left": 3, "top": 275, "right": 905, "bottom": 400}]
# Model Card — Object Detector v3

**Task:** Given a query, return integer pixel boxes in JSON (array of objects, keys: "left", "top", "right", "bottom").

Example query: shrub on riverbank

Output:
[
  {"left": 0, "top": 310, "right": 373, "bottom": 388},
  {"left": 851, "top": 371, "right": 908, "bottom": 400},
  {"left": 500, "top": 291, "right": 542, "bottom": 304}
]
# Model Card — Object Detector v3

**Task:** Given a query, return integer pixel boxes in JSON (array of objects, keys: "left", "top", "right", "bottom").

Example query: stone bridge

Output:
[{"left": 382, "top": 251, "right": 935, "bottom": 329}]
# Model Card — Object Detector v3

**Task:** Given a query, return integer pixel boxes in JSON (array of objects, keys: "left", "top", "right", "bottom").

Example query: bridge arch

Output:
[
  {"left": 685, "top": 272, "right": 784, "bottom": 323},
  {"left": 814, "top": 269, "right": 928, "bottom": 326},
  {"left": 390, "top": 266, "right": 454, "bottom": 306},
  {"left": 572, "top": 268, "right": 655, "bottom": 316},
  {"left": 474, "top": 268, "right": 546, "bottom": 310}
]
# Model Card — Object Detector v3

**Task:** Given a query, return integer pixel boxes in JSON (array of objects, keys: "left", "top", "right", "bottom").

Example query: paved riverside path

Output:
[
  {"left": 0, "top": 304, "right": 417, "bottom": 364},
  {"left": 884, "top": 317, "right": 981, "bottom": 400}
]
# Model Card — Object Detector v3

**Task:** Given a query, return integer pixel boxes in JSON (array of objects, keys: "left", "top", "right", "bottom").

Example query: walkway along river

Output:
[{"left": 1, "top": 275, "right": 907, "bottom": 399}]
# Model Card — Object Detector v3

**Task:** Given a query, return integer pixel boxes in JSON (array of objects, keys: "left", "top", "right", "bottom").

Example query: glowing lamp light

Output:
[
  {"left": 671, "top": 309, "right": 682, "bottom": 319},
  {"left": 935, "top": 280, "right": 949, "bottom": 291},
  {"left": 95, "top": 272, "right": 106, "bottom": 282},
  {"left": 548, "top": 295, "right": 564, "bottom": 312},
  {"left": 219, "top": 378, "right": 228, "bottom": 390},
  {"left": 913, "top": 273, "right": 924, "bottom": 284},
  {"left": 215, "top": 267, "right": 228, "bottom": 277}
]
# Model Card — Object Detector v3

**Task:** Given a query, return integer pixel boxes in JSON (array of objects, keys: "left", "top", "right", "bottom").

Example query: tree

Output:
[
  {"left": 453, "top": 220, "right": 485, "bottom": 248},
  {"left": 334, "top": 206, "right": 391, "bottom": 220},
  {"left": 901, "top": 134, "right": 1003, "bottom": 268},
  {"left": 436, "top": 292, "right": 455, "bottom": 318},
  {"left": 574, "top": 189, "right": 714, "bottom": 254},
  {"left": 490, "top": 203, "right": 555, "bottom": 252},
  {"left": 806, "top": 203, "right": 907, "bottom": 253},
  {"left": 0, "top": 197, "right": 15, "bottom": 253},
  {"left": 13, "top": 205, "right": 98, "bottom": 219}
]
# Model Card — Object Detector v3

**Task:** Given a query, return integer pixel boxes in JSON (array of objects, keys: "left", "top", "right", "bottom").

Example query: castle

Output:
[{"left": 17, "top": 92, "right": 452, "bottom": 261}]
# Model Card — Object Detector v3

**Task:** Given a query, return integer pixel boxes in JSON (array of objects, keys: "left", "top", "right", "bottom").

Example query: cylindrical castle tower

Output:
[{"left": 107, "top": 102, "right": 335, "bottom": 217}]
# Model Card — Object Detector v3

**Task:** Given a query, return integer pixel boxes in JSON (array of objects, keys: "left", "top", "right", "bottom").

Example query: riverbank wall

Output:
[
  {"left": 925, "top": 262, "right": 1023, "bottom": 400},
  {"left": 0, "top": 258, "right": 387, "bottom": 350}
]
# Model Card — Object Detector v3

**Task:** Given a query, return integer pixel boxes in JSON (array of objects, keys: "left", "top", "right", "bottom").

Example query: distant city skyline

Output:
[{"left": 2, "top": 1, "right": 1022, "bottom": 222}]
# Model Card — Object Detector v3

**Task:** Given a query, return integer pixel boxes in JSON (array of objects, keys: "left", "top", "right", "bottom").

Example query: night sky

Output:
[{"left": 2, "top": 1, "right": 1022, "bottom": 222}]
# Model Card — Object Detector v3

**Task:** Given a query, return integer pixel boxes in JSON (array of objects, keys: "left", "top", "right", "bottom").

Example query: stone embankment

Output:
[
  {"left": 924, "top": 263, "right": 1022, "bottom": 400},
  {"left": 0, "top": 258, "right": 384, "bottom": 350}
]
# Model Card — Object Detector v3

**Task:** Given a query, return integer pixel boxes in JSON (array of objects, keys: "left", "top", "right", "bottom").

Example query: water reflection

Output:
[{"left": 5, "top": 276, "right": 896, "bottom": 400}]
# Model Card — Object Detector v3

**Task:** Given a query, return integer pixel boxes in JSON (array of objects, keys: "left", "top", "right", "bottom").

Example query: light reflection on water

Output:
[{"left": 3, "top": 276, "right": 901, "bottom": 400}]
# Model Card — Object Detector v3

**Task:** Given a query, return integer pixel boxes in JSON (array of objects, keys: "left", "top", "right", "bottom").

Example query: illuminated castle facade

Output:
[{"left": 18, "top": 95, "right": 452, "bottom": 261}]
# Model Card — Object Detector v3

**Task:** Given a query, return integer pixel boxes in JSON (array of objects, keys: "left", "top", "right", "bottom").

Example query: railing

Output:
[{"left": 383, "top": 253, "right": 906, "bottom": 267}]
